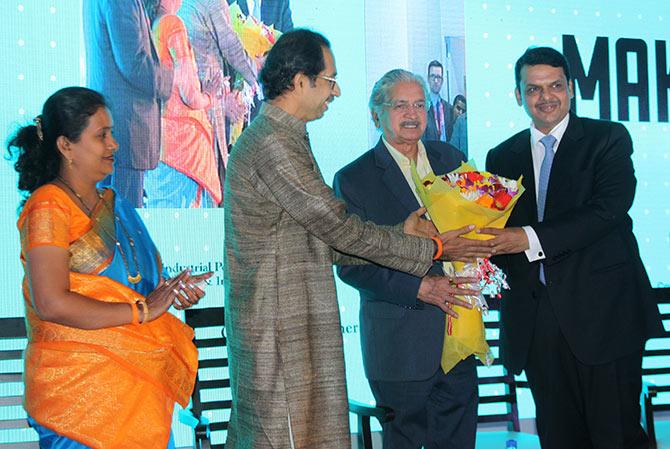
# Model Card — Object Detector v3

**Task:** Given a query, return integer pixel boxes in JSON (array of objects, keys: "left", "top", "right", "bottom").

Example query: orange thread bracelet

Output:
[{"left": 431, "top": 236, "right": 443, "bottom": 261}]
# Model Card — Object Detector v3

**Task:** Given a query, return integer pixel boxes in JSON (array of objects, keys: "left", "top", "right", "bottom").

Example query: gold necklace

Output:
[{"left": 57, "top": 177, "right": 143, "bottom": 284}]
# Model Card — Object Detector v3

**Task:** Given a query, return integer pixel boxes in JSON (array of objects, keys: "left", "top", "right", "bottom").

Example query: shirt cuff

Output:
[{"left": 523, "top": 226, "right": 546, "bottom": 262}]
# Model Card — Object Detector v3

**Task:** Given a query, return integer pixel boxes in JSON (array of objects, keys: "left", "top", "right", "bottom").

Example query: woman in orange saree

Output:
[
  {"left": 144, "top": 0, "right": 223, "bottom": 208},
  {"left": 8, "top": 87, "right": 212, "bottom": 449}
]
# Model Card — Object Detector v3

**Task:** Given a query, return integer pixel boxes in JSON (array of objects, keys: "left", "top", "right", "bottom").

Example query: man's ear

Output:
[
  {"left": 515, "top": 87, "right": 522, "bottom": 106},
  {"left": 371, "top": 111, "right": 380, "bottom": 128},
  {"left": 568, "top": 79, "right": 575, "bottom": 99},
  {"left": 292, "top": 72, "right": 304, "bottom": 90}
]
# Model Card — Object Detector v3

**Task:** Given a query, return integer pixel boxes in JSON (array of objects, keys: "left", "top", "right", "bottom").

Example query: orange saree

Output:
[{"left": 18, "top": 185, "right": 197, "bottom": 449}]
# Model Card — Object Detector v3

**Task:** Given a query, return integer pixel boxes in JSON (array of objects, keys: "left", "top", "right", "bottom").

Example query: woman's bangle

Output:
[
  {"left": 431, "top": 236, "right": 443, "bottom": 261},
  {"left": 136, "top": 300, "right": 148, "bottom": 324},
  {"left": 130, "top": 301, "right": 140, "bottom": 325}
]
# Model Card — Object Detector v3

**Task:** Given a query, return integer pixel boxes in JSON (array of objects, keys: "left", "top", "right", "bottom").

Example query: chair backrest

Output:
[
  {"left": 644, "top": 288, "right": 670, "bottom": 393},
  {"left": 477, "top": 309, "right": 520, "bottom": 431},
  {"left": 642, "top": 288, "right": 670, "bottom": 426},
  {"left": 0, "top": 317, "right": 38, "bottom": 448},
  {"left": 184, "top": 307, "right": 230, "bottom": 449}
]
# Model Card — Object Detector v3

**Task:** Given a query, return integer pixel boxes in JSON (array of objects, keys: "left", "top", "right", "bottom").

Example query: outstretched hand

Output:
[
  {"left": 438, "top": 225, "right": 492, "bottom": 262},
  {"left": 417, "top": 275, "right": 480, "bottom": 318},
  {"left": 478, "top": 227, "right": 529, "bottom": 255},
  {"left": 403, "top": 207, "right": 438, "bottom": 238}
]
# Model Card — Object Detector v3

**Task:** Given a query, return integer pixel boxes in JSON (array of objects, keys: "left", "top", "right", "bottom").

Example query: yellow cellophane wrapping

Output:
[
  {"left": 229, "top": 2, "right": 281, "bottom": 59},
  {"left": 412, "top": 161, "right": 524, "bottom": 373},
  {"left": 22, "top": 272, "right": 198, "bottom": 449}
]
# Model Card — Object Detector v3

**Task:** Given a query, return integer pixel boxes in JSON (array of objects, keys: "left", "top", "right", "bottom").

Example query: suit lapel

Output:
[
  {"left": 546, "top": 114, "right": 583, "bottom": 214},
  {"left": 426, "top": 143, "right": 454, "bottom": 174},
  {"left": 509, "top": 131, "right": 537, "bottom": 222},
  {"left": 373, "top": 139, "right": 421, "bottom": 213}
]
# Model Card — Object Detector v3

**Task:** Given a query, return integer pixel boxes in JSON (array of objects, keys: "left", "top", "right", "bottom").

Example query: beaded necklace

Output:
[{"left": 57, "top": 177, "right": 143, "bottom": 284}]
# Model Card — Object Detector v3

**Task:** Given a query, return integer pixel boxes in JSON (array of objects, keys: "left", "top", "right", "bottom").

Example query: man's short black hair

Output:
[
  {"left": 428, "top": 60, "right": 443, "bottom": 74},
  {"left": 453, "top": 94, "right": 466, "bottom": 105},
  {"left": 514, "top": 47, "right": 571, "bottom": 89},
  {"left": 260, "top": 29, "right": 331, "bottom": 100}
]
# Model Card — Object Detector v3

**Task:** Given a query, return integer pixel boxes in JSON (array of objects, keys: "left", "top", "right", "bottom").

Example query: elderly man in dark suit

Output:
[
  {"left": 83, "top": 0, "right": 172, "bottom": 207},
  {"left": 334, "top": 69, "right": 481, "bottom": 449},
  {"left": 483, "top": 46, "right": 663, "bottom": 449}
]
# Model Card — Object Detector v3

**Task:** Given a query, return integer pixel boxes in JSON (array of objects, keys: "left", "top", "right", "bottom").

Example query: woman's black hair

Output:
[{"left": 7, "top": 86, "right": 107, "bottom": 197}]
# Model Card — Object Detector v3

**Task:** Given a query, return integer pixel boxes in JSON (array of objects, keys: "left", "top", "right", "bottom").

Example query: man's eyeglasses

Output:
[
  {"left": 317, "top": 75, "right": 338, "bottom": 89},
  {"left": 383, "top": 100, "right": 427, "bottom": 113},
  {"left": 428, "top": 74, "right": 443, "bottom": 81}
]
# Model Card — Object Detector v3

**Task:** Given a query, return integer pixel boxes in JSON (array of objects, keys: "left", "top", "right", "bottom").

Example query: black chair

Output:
[
  {"left": 348, "top": 400, "right": 394, "bottom": 449},
  {"left": 0, "top": 317, "right": 38, "bottom": 449},
  {"left": 477, "top": 309, "right": 521, "bottom": 431},
  {"left": 642, "top": 287, "right": 670, "bottom": 448},
  {"left": 183, "top": 307, "right": 229, "bottom": 449}
]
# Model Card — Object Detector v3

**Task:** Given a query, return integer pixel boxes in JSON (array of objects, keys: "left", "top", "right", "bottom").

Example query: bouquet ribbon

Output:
[{"left": 410, "top": 161, "right": 524, "bottom": 373}]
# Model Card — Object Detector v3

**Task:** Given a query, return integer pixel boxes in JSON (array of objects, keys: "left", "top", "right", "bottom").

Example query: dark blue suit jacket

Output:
[
  {"left": 334, "top": 139, "right": 465, "bottom": 382},
  {"left": 486, "top": 114, "right": 663, "bottom": 373},
  {"left": 423, "top": 98, "right": 452, "bottom": 143},
  {"left": 231, "top": 0, "right": 293, "bottom": 32},
  {"left": 83, "top": 0, "right": 172, "bottom": 170}
]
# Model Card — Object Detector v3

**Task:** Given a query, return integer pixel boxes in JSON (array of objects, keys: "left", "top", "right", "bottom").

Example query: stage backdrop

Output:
[{"left": 1, "top": 0, "right": 668, "bottom": 446}]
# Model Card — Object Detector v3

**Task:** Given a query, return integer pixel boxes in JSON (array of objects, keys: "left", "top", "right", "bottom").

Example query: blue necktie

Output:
[{"left": 537, "top": 134, "right": 556, "bottom": 284}]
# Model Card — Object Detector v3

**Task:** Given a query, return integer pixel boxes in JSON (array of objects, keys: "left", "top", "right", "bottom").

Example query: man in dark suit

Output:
[
  {"left": 335, "top": 69, "right": 490, "bottom": 449},
  {"left": 231, "top": 0, "right": 293, "bottom": 32},
  {"left": 423, "top": 60, "right": 452, "bottom": 143},
  {"left": 83, "top": 0, "right": 172, "bottom": 207},
  {"left": 483, "top": 47, "right": 663, "bottom": 449}
]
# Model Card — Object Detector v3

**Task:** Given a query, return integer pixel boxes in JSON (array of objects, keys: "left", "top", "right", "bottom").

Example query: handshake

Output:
[
  {"left": 403, "top": 207, "right": 494, "bottom": 262},
  {"left": 403, "top": 206, "right": 530, "bottom": 262},
  {"left": 403, "top": 206, "right": 527, "bottom": 318}
]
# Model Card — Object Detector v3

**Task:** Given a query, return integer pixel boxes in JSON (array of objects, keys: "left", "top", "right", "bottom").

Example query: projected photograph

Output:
[
  {"left": 362, "top": 0, "right": 467, "bottom": 157},
  {"left": 84, "top": 0, "right": 294, "bottom": 209}
]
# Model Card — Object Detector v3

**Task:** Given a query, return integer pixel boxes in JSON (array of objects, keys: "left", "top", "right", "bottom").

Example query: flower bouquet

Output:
[
  {"left": 227, "top": 2, "right": 283, "bottom": 144},
  {"left": 411, "top": 161, "right": 524, "bottom": 373},
  {"left": 229, "top": 2, "right": 281, "bottom": 59}
]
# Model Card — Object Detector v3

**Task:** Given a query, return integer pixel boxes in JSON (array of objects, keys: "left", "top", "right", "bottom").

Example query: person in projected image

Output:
[
  {"left": 334, "top": 69, "right": 477, "bottom": 449},
  {"left": 83, "top": 0, "right": 173, "bottom": 208},
  {"left": 231, "top": 0, "right": 294, "bottom": 33},
  {"left": 178, "top": 0, "right": 259, "bottom": 199},
  {"left": 449, "top": 95, "right": 468, "bottom": 158},
  {"left": 143, "top": 0, "right": 224, "bottom": 207},
  {"left": 223, "top": 30, "right": 492, "bottom": 449},
  {"left": 423, "top": 60, "right": 452, "bottom": 143},
  {"left": 7, "top": 87, "right": 213, "bottom": 449},
  {"left": 482, "top": 46, "right": 663, "bottom": 449}
]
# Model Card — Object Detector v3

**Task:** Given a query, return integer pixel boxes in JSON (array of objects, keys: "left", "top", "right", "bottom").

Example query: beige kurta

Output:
[{"left": 223, "top": 103, "right": 435, "bottom": 449}]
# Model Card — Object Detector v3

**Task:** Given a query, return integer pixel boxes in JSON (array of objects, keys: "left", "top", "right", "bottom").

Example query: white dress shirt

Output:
[{"left": 522, "top": 113, "right": 570, "bottom": 261}]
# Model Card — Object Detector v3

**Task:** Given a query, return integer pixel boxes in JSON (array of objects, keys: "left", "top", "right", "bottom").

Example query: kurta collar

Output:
[{"left": 260, "top": 102, "right": 308, "bottom": 137}]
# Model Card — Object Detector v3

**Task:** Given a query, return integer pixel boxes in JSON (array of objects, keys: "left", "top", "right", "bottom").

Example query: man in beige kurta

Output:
[{"left": 223, "top": 29, "right": 487, "bottom": 449}]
